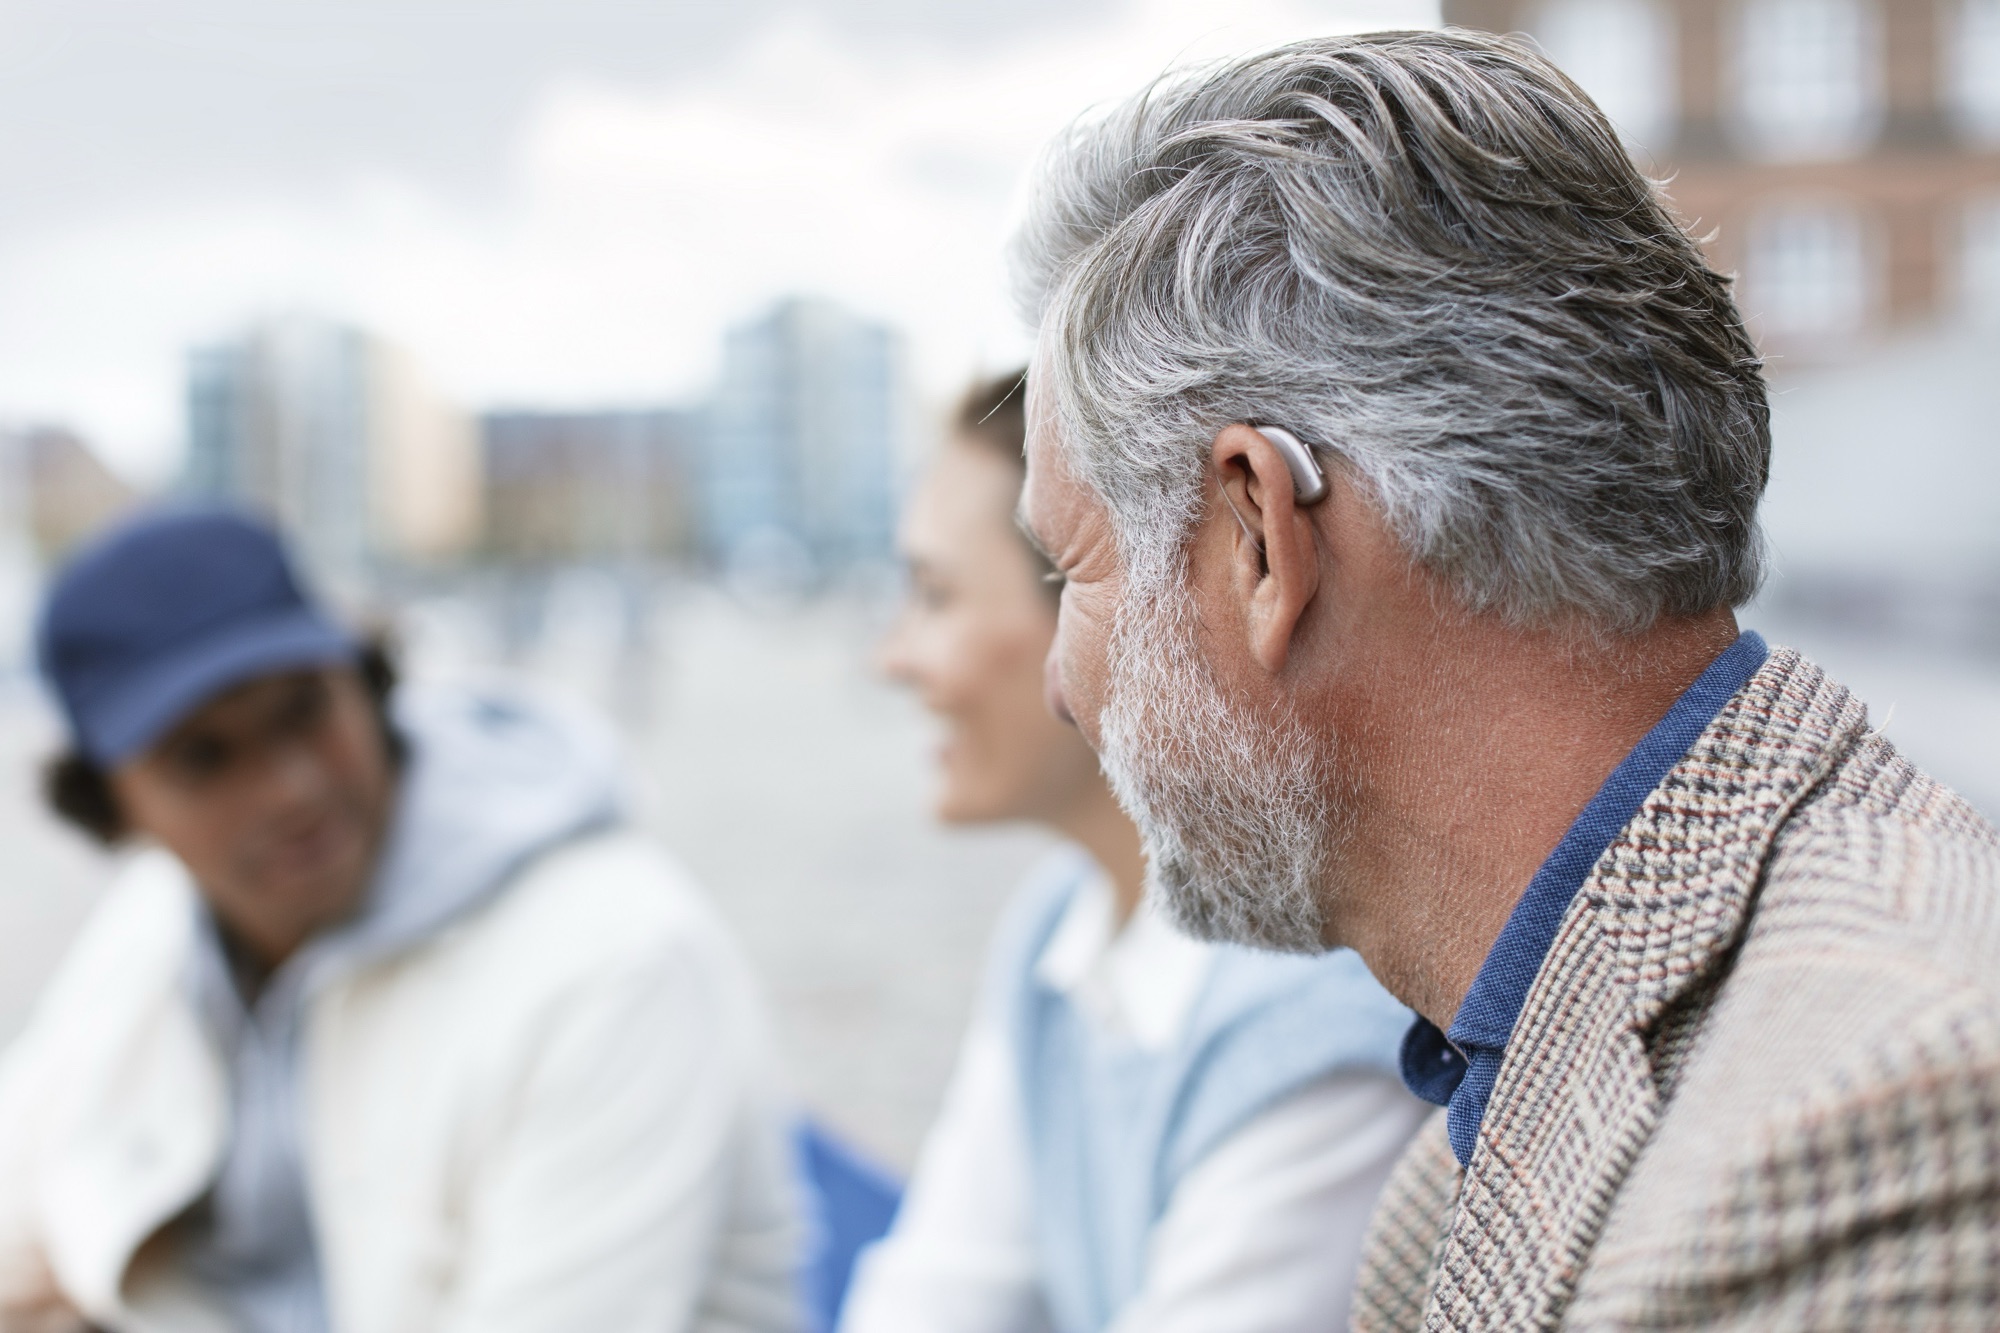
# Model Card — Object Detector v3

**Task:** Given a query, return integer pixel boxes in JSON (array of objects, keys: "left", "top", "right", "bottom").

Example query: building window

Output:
[
  {"left": 1963, "top": 195, "right": 2000, "bottom": 326},
  {"left": 1734, "top": 0, "right": 1884, "bottom": 159},
  {"left": 1950, "top": 0, "right": 2000, "bottom": 145},
  {"left": 1743, "top": 203, "right": 1873, "bottom": 341},
  {"left": 1528, "top": 0, "right": 1677, "bottom": 152}
]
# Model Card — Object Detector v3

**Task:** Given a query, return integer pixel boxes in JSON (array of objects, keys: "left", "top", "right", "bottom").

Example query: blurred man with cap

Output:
[{"left": 0, "top": 505, "right": 801, "bottom": 1333}]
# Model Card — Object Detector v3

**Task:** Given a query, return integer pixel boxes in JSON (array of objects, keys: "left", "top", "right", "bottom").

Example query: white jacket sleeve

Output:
[
  {"left": 1106, "top": 1071, "right": 1431, "bottom": 1333},
  {"left": 838, "top": 1017, "right": 1050, "bottom": 1333},
  {"left": 0, "top": 1027, "right": 86, "bottom": 1333},
  {"left": 434, "top": 927, "right": 794, "bottom": 1333}
]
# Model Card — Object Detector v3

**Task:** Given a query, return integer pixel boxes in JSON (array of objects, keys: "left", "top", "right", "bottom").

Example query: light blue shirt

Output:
[
  {"left": 992, "top": 851, "right": 1412, "bottom": 1333},
  {"left": 1400, "top": 630, "right": 1770, "bottom": 1165}
]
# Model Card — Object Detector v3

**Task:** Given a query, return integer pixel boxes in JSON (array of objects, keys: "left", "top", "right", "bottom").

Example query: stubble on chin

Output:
[{"left": 1094, "top": 581, "right": 1342, "bottom": 955}]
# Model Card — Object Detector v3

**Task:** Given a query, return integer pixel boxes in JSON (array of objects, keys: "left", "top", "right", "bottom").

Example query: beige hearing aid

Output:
[{"left": 1254, "top": 425, "right": 1329, "bottom": 506}]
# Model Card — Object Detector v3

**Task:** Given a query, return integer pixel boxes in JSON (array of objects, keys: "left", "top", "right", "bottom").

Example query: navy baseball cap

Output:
[{"left": 36, "top": 505, "right": 358, "bottom": 766}]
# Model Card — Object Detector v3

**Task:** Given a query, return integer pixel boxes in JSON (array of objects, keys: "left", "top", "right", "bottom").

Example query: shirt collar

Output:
[
  {"left": 1399, "top": 630, "right": 1770, "bottom": 1166},
  {"left": 1036, "top": 868, "right": 1214, "bottom": 1051}
]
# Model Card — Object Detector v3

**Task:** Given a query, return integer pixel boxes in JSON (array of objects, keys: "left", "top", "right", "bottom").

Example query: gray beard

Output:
[{"left": 1095, "top": 579, "right": 1338, "bottom": 954}]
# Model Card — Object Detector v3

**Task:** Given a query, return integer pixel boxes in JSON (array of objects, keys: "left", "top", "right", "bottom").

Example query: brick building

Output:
[{"left": 1443, "top": 0, "right": 2000, "bottom": 360}]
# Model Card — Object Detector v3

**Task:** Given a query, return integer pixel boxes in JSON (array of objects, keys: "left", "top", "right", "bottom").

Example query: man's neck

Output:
[
  {"left": 1326, "top": 607, "right": 1742, "bottom": 1029},
  {"left": 212, "top": 913, "right": 282, "bottom": 1003}
]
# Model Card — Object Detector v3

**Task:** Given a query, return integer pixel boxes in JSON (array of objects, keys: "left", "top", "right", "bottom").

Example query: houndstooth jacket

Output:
[{"left": 1351, "top": 646, "right": 2000, "bottom": 1331}]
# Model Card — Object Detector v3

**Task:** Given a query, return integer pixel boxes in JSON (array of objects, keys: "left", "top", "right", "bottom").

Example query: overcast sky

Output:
[{"left": 0, "top": 0, "right": 1436, "bottom": 481}]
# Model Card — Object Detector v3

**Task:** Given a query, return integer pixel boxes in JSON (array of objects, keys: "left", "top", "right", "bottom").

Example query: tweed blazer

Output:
[{"left": 1352, "top": 646, "right": 2000, "bottom": 1331}]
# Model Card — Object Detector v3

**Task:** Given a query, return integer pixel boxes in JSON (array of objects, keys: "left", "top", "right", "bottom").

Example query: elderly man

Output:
[
  {"left": 1014, "top": 29, "right": 2000, "bottom": 1332},
  {"left": 0, "top": 506, "right": 799, "bottom": 1332}
]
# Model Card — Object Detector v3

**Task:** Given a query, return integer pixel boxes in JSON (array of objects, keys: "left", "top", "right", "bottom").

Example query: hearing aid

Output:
[
  {"left": 1217, "top": 424, "right": 1330, "bottom": 553},
  {"left": 1253, "top": 425, "right": 1329, "bottom": 506}
]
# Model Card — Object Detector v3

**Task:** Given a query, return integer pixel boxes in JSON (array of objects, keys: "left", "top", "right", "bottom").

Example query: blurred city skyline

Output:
[
  {"left": 176, "top": 296, "right": 908, "bottom": 591},
  {"left": 0, "top": 0, "right": 1435, "bottom": 484}
]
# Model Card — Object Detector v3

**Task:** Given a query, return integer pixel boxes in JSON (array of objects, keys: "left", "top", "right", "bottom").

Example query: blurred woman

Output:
[{"left": 848, "top": 371, "right": 1429, "bottom": 1333}]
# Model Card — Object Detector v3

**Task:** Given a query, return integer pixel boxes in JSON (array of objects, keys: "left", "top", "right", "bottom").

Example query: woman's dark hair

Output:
[
  {"left": 950, "top": 368, "right": 1056, "bottom": 593},
  {"left": 43, "top": 634, "right": 406, "bottom": 846},
  {"left": 953, "top": 367, "right": 1028, "bottom": 465}
]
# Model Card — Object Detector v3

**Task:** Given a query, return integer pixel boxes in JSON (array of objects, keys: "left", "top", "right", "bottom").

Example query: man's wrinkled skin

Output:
[{"left": 1020, "top": 394, "right": 1741, "bottom": 1028}]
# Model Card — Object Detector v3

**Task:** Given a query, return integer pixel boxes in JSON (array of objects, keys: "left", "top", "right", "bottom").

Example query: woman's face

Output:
[{"left": 882, "top": 438, "right": 1106, "bottom": 826}]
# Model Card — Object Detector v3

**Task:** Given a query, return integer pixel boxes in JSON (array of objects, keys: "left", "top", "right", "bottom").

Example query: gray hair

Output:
[{"left": 1013, "top": 29, "right": 1769, "bottom": 633}]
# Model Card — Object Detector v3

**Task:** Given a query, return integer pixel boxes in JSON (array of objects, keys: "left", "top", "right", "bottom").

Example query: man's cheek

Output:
[
  {"left": 1060, "top": 633, "right": 1112, "bottom": 746},
  {"left": 1043, "top": 643, "right": 1075, "bottom": 725}
]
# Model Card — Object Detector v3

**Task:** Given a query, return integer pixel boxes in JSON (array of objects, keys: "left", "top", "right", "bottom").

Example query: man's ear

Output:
[{"left": 1210, "top": 424, "right": 1323, "bottom": 674}]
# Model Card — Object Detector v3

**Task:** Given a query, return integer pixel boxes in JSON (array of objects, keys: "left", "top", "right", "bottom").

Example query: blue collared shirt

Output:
[{"left": 1399, "top": 630, "right": 1770, "bottom": 1166}]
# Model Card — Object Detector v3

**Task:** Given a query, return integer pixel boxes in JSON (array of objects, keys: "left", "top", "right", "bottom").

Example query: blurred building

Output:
[
  {"left": 1445, "top": 0, "right": 2000, "bottom": 358},
  {"left": 702, "top": 297, "right": 903, "bottom": 582},
  {"left": 1753, "top": 325, "right": 1999, "bottom": 642},
  {"left": 0, "top": 426, "right": 136, "bottom": 562},
  {"left": 480, "top": 409, "right": 696, "bottom": 565},
  {"left": 0, "top": 424, "right": 134, "bottom": 669},
  {"left": 184, "top": 315, "right": 480, "bottom": 586}
]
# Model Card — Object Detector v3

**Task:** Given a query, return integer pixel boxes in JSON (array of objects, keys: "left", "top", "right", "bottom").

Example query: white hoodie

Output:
[{"left": 0, "top": 682, "right": 801, "bottom": 1333}]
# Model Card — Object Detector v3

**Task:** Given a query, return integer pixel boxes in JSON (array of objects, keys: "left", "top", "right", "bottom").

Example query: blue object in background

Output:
[{"left": 793, "top": 1118, "right": 903, "bottom": 1333}]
